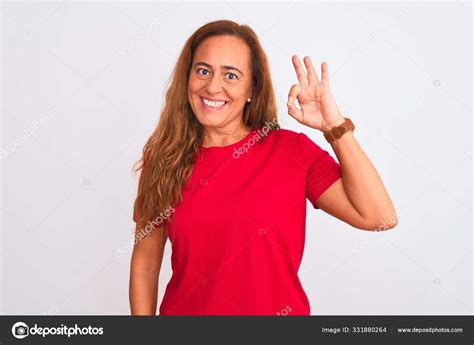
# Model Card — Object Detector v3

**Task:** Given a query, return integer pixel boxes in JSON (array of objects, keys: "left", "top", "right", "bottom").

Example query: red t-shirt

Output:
[{"left": 146, "top": 126, "right": 342, "bottom": 315}]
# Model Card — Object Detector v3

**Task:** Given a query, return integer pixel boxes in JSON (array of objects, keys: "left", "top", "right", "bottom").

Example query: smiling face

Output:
[{"left": 188, "top": 35, "right": 253, "bottom": 130}]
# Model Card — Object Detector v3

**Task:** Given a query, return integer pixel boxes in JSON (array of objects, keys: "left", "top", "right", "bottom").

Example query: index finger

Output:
[{"left": 292, "top": 55, "right": 309, "bottom": 87}]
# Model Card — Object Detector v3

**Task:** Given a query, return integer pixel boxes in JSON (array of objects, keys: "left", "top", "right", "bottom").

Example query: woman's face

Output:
[{"left": 188, "top": 35, "right": 253, "bottom": 129}]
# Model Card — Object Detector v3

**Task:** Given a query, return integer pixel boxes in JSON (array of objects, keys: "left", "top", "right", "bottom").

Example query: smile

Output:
[{"left": 200, "top": 97, "right": 228, "bottom": 110}]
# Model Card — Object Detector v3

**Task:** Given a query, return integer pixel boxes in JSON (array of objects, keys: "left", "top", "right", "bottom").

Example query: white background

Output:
[{"left": 1, "top": 1, "right": 472, "bottom": 315}]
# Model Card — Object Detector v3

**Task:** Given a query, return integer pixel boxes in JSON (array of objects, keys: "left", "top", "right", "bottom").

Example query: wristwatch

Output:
[{"left": 323, "top": 117, "right": 355, "bottom": 143}]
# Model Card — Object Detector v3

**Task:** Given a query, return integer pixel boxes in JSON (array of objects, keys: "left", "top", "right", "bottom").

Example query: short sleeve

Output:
[{"left": 299, "top": 133, "right": 342, "bottom": 209}]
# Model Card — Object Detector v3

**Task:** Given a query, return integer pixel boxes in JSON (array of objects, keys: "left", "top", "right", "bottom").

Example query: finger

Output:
[
  {"left": 320, "top": 61, "right": 329, "bottom": 87},
  {"left": 287, "top": 84, "right": 304, "bottom": 123},
  {"left": 288, "top": 83, "right": 302, "bottom": 103},
  {"left": 287, "top": 99, "right": 304, "bottom": 123},
  {"left": 303, "top": 56, "right": 320, "bottom": 85},
  {"left": 291, "top": 55, "right": 309, "bottom": 87}
]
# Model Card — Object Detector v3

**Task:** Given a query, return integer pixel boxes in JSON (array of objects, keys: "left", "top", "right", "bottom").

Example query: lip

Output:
[
  {"left": 200, "top": 96, "right": 228, "bottom": 102},
  {"left": 200, "top": 96, "right": 228, "bottom": 112}
]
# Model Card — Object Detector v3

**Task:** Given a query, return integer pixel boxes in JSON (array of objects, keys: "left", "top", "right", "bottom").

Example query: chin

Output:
[
  {"left": 191, "top": 105, "right": 230, "bottom": 128},
  {"left": 195, "top": 113, "right": 227, "bottom": 128}
]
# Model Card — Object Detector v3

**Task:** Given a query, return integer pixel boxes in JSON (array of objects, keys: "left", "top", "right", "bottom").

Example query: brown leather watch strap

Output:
[{"left": 323, "top": 117, "right": 355, "bottom": 143}]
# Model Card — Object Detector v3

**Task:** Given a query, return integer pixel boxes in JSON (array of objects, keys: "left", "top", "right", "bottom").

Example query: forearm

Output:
[
  {"left": 129, "top": 263, "right": 159, "bottom": 315},
  {"left": 329, "top": 129, "right": 397, "bottom": 226}
]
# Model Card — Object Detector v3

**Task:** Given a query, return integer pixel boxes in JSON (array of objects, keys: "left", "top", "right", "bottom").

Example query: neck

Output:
[{"left": 202, "top": 123, "right": 253, "bottom": 148}]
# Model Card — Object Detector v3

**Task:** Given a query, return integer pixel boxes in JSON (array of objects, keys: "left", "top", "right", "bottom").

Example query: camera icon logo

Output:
[{"left": 12, "top": 322, "right": 29, "bottom": 339}]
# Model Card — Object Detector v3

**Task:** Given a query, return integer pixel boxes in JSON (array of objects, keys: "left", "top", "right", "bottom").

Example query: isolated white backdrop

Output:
[{"left": 1, "top": 1, "right": 472, "bottom": 315}]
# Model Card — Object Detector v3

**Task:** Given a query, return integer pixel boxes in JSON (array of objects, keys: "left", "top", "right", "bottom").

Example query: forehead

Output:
[{"left": 193, "top": 35, "right": 251, "bottom": 69}]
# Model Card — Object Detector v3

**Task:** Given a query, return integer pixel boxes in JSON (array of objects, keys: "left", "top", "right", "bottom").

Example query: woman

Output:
[{"left": 129, "top": 19, "right": 397, "bottom": 316}]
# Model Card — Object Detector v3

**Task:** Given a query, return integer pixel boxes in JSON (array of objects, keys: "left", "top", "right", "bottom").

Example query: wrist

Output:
[
  {"left": 322, "top": 117, "right": 345, "bottom": 132},
  {"left": 322, "top": 117, "right": 355, "bottom": 143}
]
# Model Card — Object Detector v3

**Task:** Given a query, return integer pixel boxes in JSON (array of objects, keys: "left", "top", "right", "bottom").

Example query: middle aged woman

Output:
[{"left": 130, "top": 19, "right": 397, "bottom": 316}]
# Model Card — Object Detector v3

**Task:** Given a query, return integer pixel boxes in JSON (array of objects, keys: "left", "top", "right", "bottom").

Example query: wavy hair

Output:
[{"left": 132, "top": 19, "right": 280, "bottom": 235}]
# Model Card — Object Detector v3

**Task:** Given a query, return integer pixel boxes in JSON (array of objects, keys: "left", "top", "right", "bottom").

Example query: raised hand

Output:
[{"left": 287, "top": 55, "right": 345, "bottom": 132}]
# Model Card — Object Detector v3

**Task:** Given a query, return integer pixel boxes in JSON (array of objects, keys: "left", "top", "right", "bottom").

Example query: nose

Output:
[{"left": 205, "top": 74, "right": 223, "bottom": 94}]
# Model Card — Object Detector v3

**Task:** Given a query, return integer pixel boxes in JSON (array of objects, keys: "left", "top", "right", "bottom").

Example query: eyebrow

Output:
[{"left": 193, "top": 61, "right": 244, "bottom": 76}]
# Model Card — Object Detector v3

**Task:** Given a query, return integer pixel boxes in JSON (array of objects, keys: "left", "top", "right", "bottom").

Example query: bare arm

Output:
[
  {"left": 129, "top": 224, "right": 167, "bottom": 315},
  {"left": 315, "top": 129, "right": 398, "bottom": 231},
  {"left": 286, "top": 56, "right": 397, "bottom": 231}
]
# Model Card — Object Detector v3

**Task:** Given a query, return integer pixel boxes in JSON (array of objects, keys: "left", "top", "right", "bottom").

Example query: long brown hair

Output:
[{"left": 132, "top": 19, "right": 280, "bottom": 235}]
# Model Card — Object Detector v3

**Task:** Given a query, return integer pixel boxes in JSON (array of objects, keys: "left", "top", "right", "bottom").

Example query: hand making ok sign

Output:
[{"left": 287, "top": 55, "right": 345, "bottom": 132}]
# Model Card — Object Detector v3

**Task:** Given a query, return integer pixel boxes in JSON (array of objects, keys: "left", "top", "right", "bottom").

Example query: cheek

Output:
[
  {"left": 188, "top": 77, "right": 202, "bottom": 94},
  {"left": 228, "top": 89, "right": 248, "bottom": 104}
]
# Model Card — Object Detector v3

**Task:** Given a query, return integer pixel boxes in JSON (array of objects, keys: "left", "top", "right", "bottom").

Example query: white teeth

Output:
[{"left": 202, "top": 98, "right": 226, "bottom": 108}]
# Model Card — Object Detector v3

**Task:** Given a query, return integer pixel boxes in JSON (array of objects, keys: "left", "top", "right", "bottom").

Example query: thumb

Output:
[{"left": 287, "top": 84, "right": 304, "bottom": 123}]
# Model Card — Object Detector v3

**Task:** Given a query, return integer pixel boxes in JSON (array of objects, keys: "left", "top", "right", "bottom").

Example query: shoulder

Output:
[
  {"left": 264, "top": 127, "right": 327, "bottom": 165},
  {"left": 271, "top": 127, "right": 324, "bottom": 152}
]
